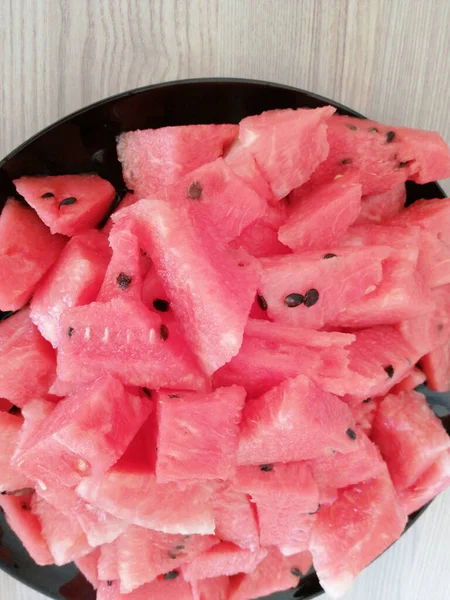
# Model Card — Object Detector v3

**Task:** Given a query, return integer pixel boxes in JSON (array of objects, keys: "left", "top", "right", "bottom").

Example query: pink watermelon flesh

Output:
[
  {"left": 236, "top": 375, "right": 357, "bottom": 465},
  {"left": 399, "top": 449, "right": 450, "bottom": 515},
  {"left": 212, "top": 486, "right": 259, "bottom": 551},
  {"left": 0, "top": 199, "right": 66, "bottom": 311},
  {"left": 56, "top": 297, "right": 207, "bottom": 391},
  {"left": 13, "top": 174, "right": 116, "bottom": 236},
  {"left": 371, "top": 390, "right": 450, "bottom": 491},
  {"left": 102, "top": 192, "right": 137, "bottom": 236},
  {"left": 192, "top": 576, "right": 230, "bottom": 600},
  {"left": 417, "top": 229, "right": 450, "bottom": 288},
  {"left": 354, "top": 183, "right": 406, "bottom": 225},
  {"left": 421, "top": 342, "right": 450, "bottom": 392},
  {"left": 156, "top": 386, "right": 245, "bottom": 483},
  {"left": 229, "top": 548, "right": 311, "bottom": 600},
  {"left": 239, "top": 106, "right": 335, "bottom": 199},
  {"left": 98, "top": 541, "right": 119, "bottom": 582},
  {"left": 0, "top": 491, "right": 53, "bottom": 565},
  {"left": 390, "top": 197, "right": 450, "bottom": 247},
  {"left": 304, "top": 115, "right": 450, "bottom": 196},
  {"left": 310, "top": 470, "right": 407, "bottom": 599},
  {"left": 76, "top": 548, "right": 100, "bottom": 589},
  {"left": 14, "top": 375, "right": 152, "bottom": 488},
  {"left": 259, "top": 247, "right": 386, "bottom": 330},
  {"left": 30, "top": 230, "right": 111, "bottom": 347},
  {"left": 75, "top": 502, "right": 127, "bottom": 548},
  {"left": 278, "top": 177, "right": 362, "bottom": 251},
  {"left": 14, "top": 398, "right": 55, "bottom": 457},
  {"left": 0, "top": 412, "right": 32, "bottom": 493},
  {"left": 117, "top": 123, "right": 238, "bottom": 198},
  {"left": 390, "top": 366, "right": 427, "bottom": 394},
  {"left": 117, "top": 525, "right": 218, "bottom": 593},
  {"left": 183, "top": 542, "right": 268, "bottom": 581},
  {"left": 224, "top": 138, "right": 275, "bottom": 202},
  {"left": 0, "top": 397, "right": 13, "bottom": 412},
  {"left": 113, "top": 199, "right": 260, "bottom": 375},
  {"left": 97, "top": 577, "right": 194, "bottom": 600},
  {"left": 349, "top": 400, "right": 378, "bottom": 437}
]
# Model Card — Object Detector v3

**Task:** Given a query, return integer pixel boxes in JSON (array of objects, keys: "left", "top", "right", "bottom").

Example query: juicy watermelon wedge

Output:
[
  {"left": 355, "top": 183, "right": 406, "bottom": 225},
  {"left": 212, "top": 486, "right": 259, "bottom": 551},
  {"left": 390, "top": 197, "right": 450, "bottom": 247},
  {"left": 399, "top": 450, "right": 450, "bottom": 515},
  {"left": 224, "top": 138, "right": 274, "bottom": 202},
  {"left": 192, "top": 576, "right": 230, "bottom": 600},
  {"left": 183, "top": 542, "right": 268, "bottom": 581}
]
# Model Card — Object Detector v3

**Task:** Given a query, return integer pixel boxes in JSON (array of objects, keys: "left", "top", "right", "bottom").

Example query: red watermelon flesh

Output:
[
  {"left": 390, "top": 366, "right": 427, "bottom": 394},
  {"left": 349, "top": 400, "right": 378, "bottom": 437},
  {"left": 0, "top": 199, "right": 66, "bottom": 311},
  {"left": 259, "top": 247, "right": 386, "bottom": 330},
  {"left": 14, "top": 398, "right": 55, "bottom": 460},
  {"left": 30, "top": 230, "right": 111, "bottom": 347},
  {"left": 421, "top": 343, "right": 450, "bottom": 392},
  {"left": 354, "top": 183, "right": 406, "bottom": 225},
  {"left": 117, "top": 123, "right": 238, "bottom": 198},
  {"left": 236, "top": 375, "right": 357, "bottom": 465},
  {"left": 390, "top": 197, "right": 450, "bottom": 247},
  {"left": 0, "top": 412, "right": 32, "bottom": 493},
  {"left": 15, "top": 375, "right": 152, "bottom": 488},
  {"left": 114, "top": 199, "right": 260, "bottom": 375},
  {"left": 183, "top": 542, "right": 268, "bottom": 581},
  {"left": 239, "top": 106, "right": 335, "bottom": 200},
  {"left": 76, "top": 502, "right": 127, "bottom": 548},
  {"left": 417, "top": 229, "right": 450, "bottom": 288},
  {"left": 256, "top": 505, "right": 316, "bottom": 553},
  {"left": 102, "top": 192, "right": 136, "bottom": 236},
  {"left": 156, "top": 386, "right": 246, "bottom": 483},
  {"left": 371, "top": 390, "right": 450, "bottom": 491},
  {"left": 224, "top": 138, "right": 274, "bottom": 202},
  {"left": 117, "top": 525, "right": 218, "bottom": 593},
  {"left": 229, "top": 548, "right": 311, "bottom": 600},
  {"left": 304, "top": 115, "right": 450, "bottom": 196},
  {"left": 98, "top": 541, "right": 119, "bottom": 582},
  {"left": 13, "top": 174, "right": 116, "bottom": 237},
  {"left": 399, "top": 450, "right": 450, "bottom": 515},
  {"left": 192, "top": 576, "right": 230, "bottom": 600},
  {"left": 76, "top": 548, "right": 100, "bottom": 589},
  {"left": 212, "top": 486, "right": 260, "bottom": 551},
  {"left": 97, "top": 577, "right": 194, "bottom": 600},
  {"left": 0, "top": 397, "right": 13, "bottom": 412},
  {"left": 310, "top": 470, "right": 407, "bottom": 599},
  {"left": 0, "top": 491, "right": 53, "bottom": 566},
  {"left": 340, "top": 223, "right": 421, "bottom": 262},
  {"left": 57, "top": 297, "right": 207, "bottom": 391},
  {"left": 278, "top": 177, "right": 362, "bottom": 252}
]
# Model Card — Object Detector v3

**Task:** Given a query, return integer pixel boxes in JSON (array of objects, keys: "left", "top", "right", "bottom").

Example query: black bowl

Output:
[{"left": 0, "top": 78, "right": 448, "bottom": 600}]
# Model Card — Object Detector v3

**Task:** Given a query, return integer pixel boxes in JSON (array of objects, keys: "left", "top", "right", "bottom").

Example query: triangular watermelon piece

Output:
[
  {"left": 224, "top": 138, "right": 274, "bottom": 202},
  {"left": 390, "top": 197, "right": 450, "bottom": 247},
  {"left": 183, "top": 542, "right": 268, "bottom": 581},
  {"left": 14, "top": 174, "right": 116, "bottom": 236},
  {"left": 212, "top": 486, "right": 259, "bottom": 551},
  {"left": 355, "top": 183, "right": 406, "bottom": 225},
  {"left": 75, "top": 502, "right": 127, "bottom": 548}
]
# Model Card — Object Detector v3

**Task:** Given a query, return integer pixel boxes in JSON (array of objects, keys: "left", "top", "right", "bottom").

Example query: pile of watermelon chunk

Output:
[{"left": 1, "top": 105, "right": 450, "bottom": 600}]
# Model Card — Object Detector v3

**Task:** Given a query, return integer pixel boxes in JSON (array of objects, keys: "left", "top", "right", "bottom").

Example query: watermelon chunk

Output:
[
  {"left": 354, "top": 183, "right": 406, "bottom": 225},
  {"left": 310, "top": 470, "right": 407, "bottom": 598},
  {"left": 0, "top": 491, "right": 53, "bottom": 565},
  {"left": 421, "top": 342, "right": 450, "bottom": 391},
  {"left": 0, "top": 412, "right": 32, "bottom": 493},
  {"left": 98, "top": 541, "right": 119, "bottom": 582},
  {"left": 349, "top": 399, "right": 378, "bottom": 437},
  {"left": 156, "top": 386, "right": 245, "bottom": 483},
  {"left": 114, "top": 199, "right": 260, "bottom": 375},
  {"left": 399, "top": 450, "right": 450, "bottom": 515},
  {"left": 117, "top": 123, "right": 238, "bottom": 198},
  {"left": 97, "top": 577, "right": 194, "bottom": 600},
  {"left": 192, "top": 576, "right": 230, "bottom": 600},
  {"left": 30, "top": 230, "right": 111, "bottom": 347},
  {"left": 238, "top": 106, "right": 335, "bottom": 199},
  {"left": 102, "top": 192, "right": 137, "bottom": 236},
  {"left": 212, "top": 486, "right": 259, "bottom": 551},
  {"left": 390, "top": 197, "right": 450, "bottom": 247},
  {"left": 236, "top": 375, "right": 357, "bottom": 465},
  {"left": 76, "top": 548, "right": 100, "bottom": 589},
  {"left": 371, "top": 390, "right": 450, "bottom": 490},
  {"left": 0, "top": 199, "right": 66, "bottom": 311},
  {"left": 14, "top": 174, "right": 116, "bottom": 236},
  {"left": 416, "top": 229, "right": 450, "bottom": 288},
  {"left": 75, "top": 502, "right": 127, "bottom": 548},
  {"left": 224, "top": 138, "right": 274, "bottom": 202},
  {"left": 278, "top": 177, "right": 362, "bottom": 251},
  {"left": 57, "top": 297, "right": 207, "bottom": 391},
  {"left": 14, "top": 375, "right": 152, "bottom": 488},
  {"left": 390, "top": 366, "right": 427, "bottom": 394},
  {"left": 183, "top": 542, "right": 268, "bottom": 581},
  {"left": 117, "top": 525, "right": 218, "bottom": 593}
]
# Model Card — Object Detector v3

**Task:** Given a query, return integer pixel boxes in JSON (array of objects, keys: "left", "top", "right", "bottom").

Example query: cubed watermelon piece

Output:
[
  {"left": 305, "top": 115, "right": 450, "bottom": 196},
  {"left": 390, "top": 366, "right": 427, "bottom": 394},
  {"left": 30, "top": 230, "right": 111, "bottom": 347},
  {"left": 390, "top": 197, "right": 450, "bottom": 247},
  {"left": 114, "top": 199, "right": 260, "bottom": 375},
  {"left": 14, "top": 398, "right": 55, "bottom": 458},
  {"left": 310, "top": 470, "right": 407, "bottom": 598},
  {"left": 192, "top": 576, "right": 230, "bottom": 600},
  {"left": 371, "top": 390, "right": 450, "bottom": 490},
  {"left": 212, "top": 486, "right": 259, "bottom": 551},
  {"left": 183, "top": 542, "right": 268, "bottom": 581},
  {"left": 416, "top": 229, "right": 450, "bottom": 288},
  {"left": 225, "top": 138, "right": 274, "bottom": 202},
  {"left": 57, "top": 297, "right": 207, "bottom": 391},
  {"left": 75, "top": 502, "right": 127, "bottom": 548},
  {"left": 0, "top": 491, "right": 53, "bottom": 565},
  {"left": 76, "top": 548, "right": 100, "bottom": 589},
  {"left": 0, "top": 412, "right": 32, "bottom": 493},
  {"left": 97, "top": 577, "right": 194, "bottom": 600},
  {"left": 399, "top": 450, "right": 450, "bottom": 515},
  {"left": 117, "top": 123, "right": 238, "bottom": 198},
  {"left": 13, "top": 174, "right": 116, "bottom": 236},
  {"left": 355, "top": 183, "right": 406, "bottom": 225},
  {"left": 237, "top": 375, "right": 357, "bottom": 465},
  {"left": 349, "top": 399, "right": 378, "bottom": 437},
  {"left": 278, "top": 177, "right": 362, "bottom": 251},
  {"left": 98, "top": 541, "right": 119, "bottom": 582},
  {"left": 0, "top": 199, "right": 66, "bottom": 311},
  {"left": 239, "top": 106, "right": 335, "bottom": 199},
  {"left": 156, "top": 386, "right": 246, "bottom": 483},
  {"left": 421, "top": 342, "right": 450, "bottom": 392},
  {"left": 117, "top": 525, "right": 218, "bottom": 593},
  {"left": 14, "top": 375, "right": 152, "bottom": 488}
]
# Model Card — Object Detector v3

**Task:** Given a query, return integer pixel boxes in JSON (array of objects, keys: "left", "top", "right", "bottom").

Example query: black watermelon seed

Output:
[
  {"left": 346, "top": 428, "right": 357, "bottom": 440},
  {"left": 164, "top": 570, "right": 179, "bottom": 580},
  {"left": 368, "top": 127, "right": 378, "bottom": 133},
  {"left": 363, "top": 397, "right": 372, "bottom": 404},
  {"left": 341, "top": 158, "right": 352, "bottom": 165},
  {"left": 260, "top": 464, "right": 273, "bottom": 472},
  {"left": 160, "top": 324, "right": 169, "bottom": 341},
  {"left": 256, "top": 293, "right": 268, "bottom": 311},
  {"left": 386, "top": 131, "right": 395, "bottom": 143},
  {"left": 304, "top": 289, "right": 319, "bottom": 307},
  {"left": 168, "top": 550, "right": 178, "bottom": 559},
  {"left": 323, "top": 253, "right": 337, "bottom": 259},
  {"left": 107, "top": 581, "right": 112, "bottom": 587},
  {"left": 41, "top": 192, "right": 54, "bottom": 198},
  {"left": 8, "top": 405, "right": 21, "bottom": 415},
  {"left": 384, "top": 364, "right": 395, "bottom": 378},
  {"left": 117, "top": 272, "right": 132, "bottom": 290},
  {"left": 238, "top": 261, "right": 245, "bottom": 267},
  {"left": 67, "top": 327, "right": 74, "bottom": 337},
  {"left": 21, "top": 502, "right": 31, "bottom": 511},
  {"left": 168, "top": 394, "right": 180, "bottom": 398},
  {"left": 284, "top": 293, "right": 304, "bottom": 308},
  {"left": 291, "top": 567, "right": 302, "bottom": 577},
  {"left": 59, "top": 197, "right": 77, "bottom": 208},
  {"left": 142, "top": 388, "right": 152, "bottom": 397},
  {"left": 0, "top": 491, "right": 6, "bottom": 495},
  {"left": 438, "top": 323, "right": 444, "bottom": 331},
  {"left": 187, "top": 181, "right": 202, "bottom": 199},
  {"left": 308, "top": 504, "right": 321, "bottom": 515},
  {"left": 153, "top": 298, "right": 170, "bottom": 312},
  {"left": 398, "top": 161, "right": 409, "bottom": 168},
  {"left": 175, "top": 544, "right": 185, "bottom": 550},
  {"left": 346, "top": 124, "right": 358, "bottom": 131}
]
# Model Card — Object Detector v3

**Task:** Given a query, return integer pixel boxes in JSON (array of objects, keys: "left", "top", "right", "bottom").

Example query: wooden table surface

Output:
[{"left": 1, "top": 1, "right": 449, "bottom": 599}]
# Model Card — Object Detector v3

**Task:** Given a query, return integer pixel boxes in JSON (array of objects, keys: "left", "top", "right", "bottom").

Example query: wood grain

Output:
[{"left": 0, "top": 1, "right": 449, "bottom": 598}]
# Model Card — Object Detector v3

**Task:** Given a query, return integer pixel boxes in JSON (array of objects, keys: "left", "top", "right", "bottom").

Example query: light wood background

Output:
[{"left": 0, "top": 1, "right": 449, "bottom": 599}]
